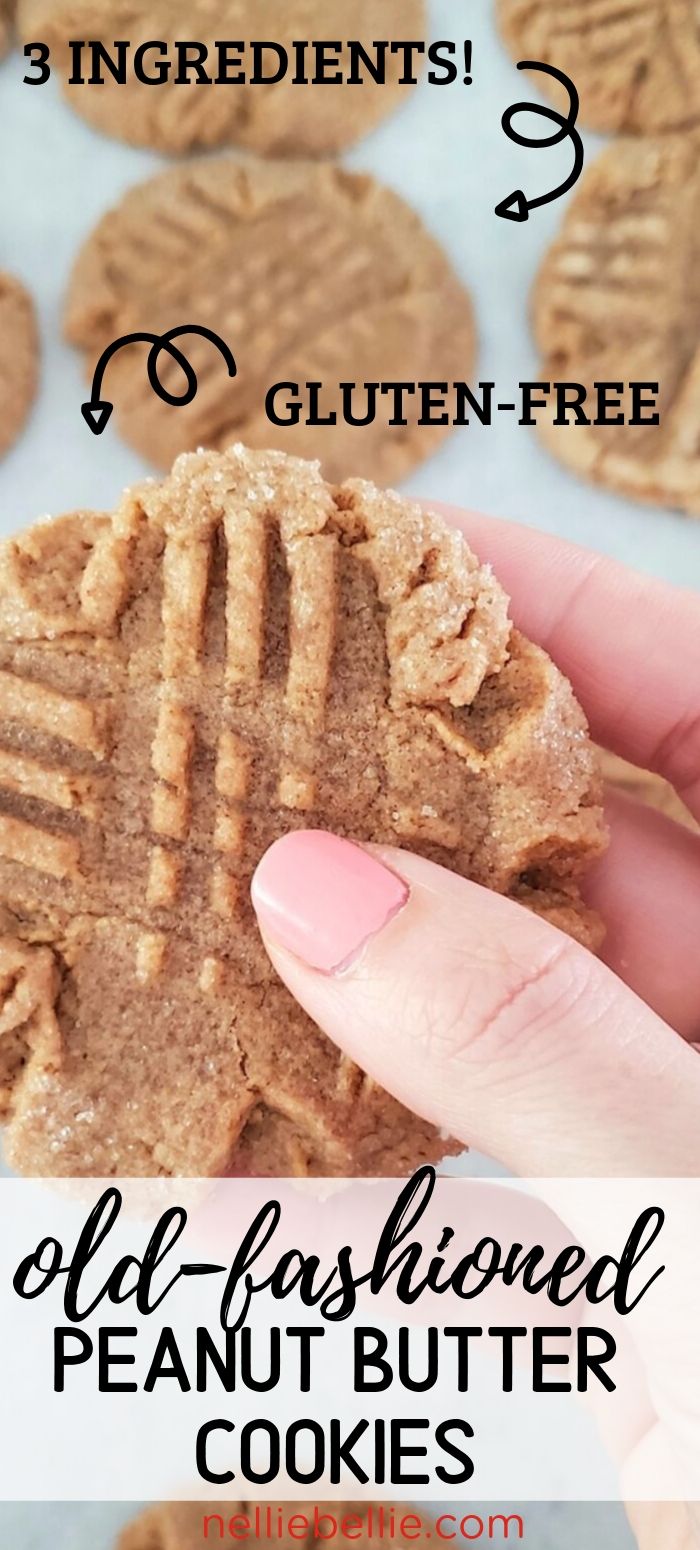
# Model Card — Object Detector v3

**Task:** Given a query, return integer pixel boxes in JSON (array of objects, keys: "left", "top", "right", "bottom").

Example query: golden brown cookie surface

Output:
[
  {"left": 65, "top": 158, "right": 476, "bottom": 483},
  {"left": 0, "top": 445, "right": 605, "bottom": 1178},
  {"left": 65, "top": 159, "right": 475, "bottom": 487},
  {"left": 0, "top": 272, "right": 37, "bottom": 458},
  {"left": 18, "top": 0, "right": 425, "bottom": 155},
  {"left": 533, "top": 138, "right": 700, "bottom": 516},
  {"left": 497, "top": 0, "right": 700, "bottom": 136}
]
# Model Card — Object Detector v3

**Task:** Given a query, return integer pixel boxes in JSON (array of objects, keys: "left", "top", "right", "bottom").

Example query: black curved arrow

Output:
[
  {"left": 496, "top": 61, "right": 584, "bottom": 222},
  {"left": 81, "top": 325, "right": 237, "bottom": 434}
]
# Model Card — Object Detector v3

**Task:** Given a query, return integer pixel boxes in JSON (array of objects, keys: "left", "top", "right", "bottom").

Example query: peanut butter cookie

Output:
[
  {"left": 65, "top": 159, "right": 475, "bottom": 487},
  {"left": 498, "top": 0, "right": 700, "bottom": 135},
  {"left": 19, "top": 0, "right": 425, "bottom": 155},
  {"left": 0, "top": 445, "right": 605, "bottom": 1178}
]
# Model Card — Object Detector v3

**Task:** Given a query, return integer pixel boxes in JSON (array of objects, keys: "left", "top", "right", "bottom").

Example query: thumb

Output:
[{"left": 251, "top": 830, "right": 700, "bottom": 1176}]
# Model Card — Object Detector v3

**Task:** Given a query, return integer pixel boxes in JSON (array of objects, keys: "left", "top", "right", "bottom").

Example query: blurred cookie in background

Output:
[
  {"left": 0, "top": 271, "right": 38, "bottom": 458},
  {"left": 600, "top": 749, "right": 696, "bottom": 830},
  {"left": 18, "top": 0, "right": 426, "bottom": 156},
  {"left": 0, "top": 444, "right": 605, "bottom": 1179},
  {"left": 0, "top": 0, "right": 14, "bottom": 59},
  {"left": 533, "top": 137, "right": 700, "bottom": 517},
  {"left": 497, "top": 0, "right": 700, "bottom": 135},
  {"left": 119, "top": 1504, "right": 252, "bottom": 1550},
  {"left": 65, "top": 158, "right": 475, "bottom": 486}
]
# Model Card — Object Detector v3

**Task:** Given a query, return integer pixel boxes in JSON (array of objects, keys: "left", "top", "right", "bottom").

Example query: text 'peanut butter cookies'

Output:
[
  {"left": 0, "top": 272, "right": 38, "bottom": 458},
  {"left": 534, "top": 138, "right": 700, "bottom": 516},
  {"left": 0, "top": 445, "right": 605, "bottom": 1179},
  {"left": 119, "top": 1504, "right": 421, "bottom": 1550},
  {"left": 497, "top": 0, "right": 700, "bottom": 136},
  {"left": 65, "top": 160, "right": 475, "bottom": 487},
  {"left": 18, "top": 0, "right": 425, "bottom": 156}
]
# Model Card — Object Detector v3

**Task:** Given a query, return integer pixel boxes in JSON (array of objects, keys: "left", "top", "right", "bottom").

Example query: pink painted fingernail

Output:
[{"left": 251, "top": 830, "right": 409, "bottom": 974}]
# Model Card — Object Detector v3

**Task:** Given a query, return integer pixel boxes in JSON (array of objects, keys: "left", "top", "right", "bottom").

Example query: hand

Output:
[
  {"left": 250, "top": 510, "right": 700, "bottom": 1543},
  {"left": 251, "top": 510, "right": 700, "bottom": 1177}
]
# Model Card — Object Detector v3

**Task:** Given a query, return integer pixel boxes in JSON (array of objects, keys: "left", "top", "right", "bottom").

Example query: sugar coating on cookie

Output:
[
  {"left": 0, "top": 445, "right": 605, "bottom": 1179},
  {"left": 18, "top": 0, "right": 425, "bottom": 155},
  {"left": 533, "top": 138, "right": 700, "bottom": 517},
  {"left": 64, "top": 158, "right": 475, "bottom": 486},
  {"left": 0, "top": 272, "right": 37, "bottom": 458},
  {"left": 497, "top": 0, "right": 700, "bottom": 136}
]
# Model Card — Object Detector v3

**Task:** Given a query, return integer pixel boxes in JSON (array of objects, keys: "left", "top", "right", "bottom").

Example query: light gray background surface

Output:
[{"left": 0, "top": 0, "right": 687, "bottom": 1542}]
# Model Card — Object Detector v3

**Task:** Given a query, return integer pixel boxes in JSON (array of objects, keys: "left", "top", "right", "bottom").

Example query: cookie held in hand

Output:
[{"left": 0, "top": 445, "right": 605, "bottom": 1177}]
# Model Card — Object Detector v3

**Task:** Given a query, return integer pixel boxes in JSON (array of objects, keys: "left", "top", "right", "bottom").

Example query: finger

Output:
[
  {"left": 431, "top": 506, "right": 700, "bottom": 819},
  {"left": 588, "top": 791, "right": 700, "bottom": 1040},
  {"left": 251, "top": 831, "right": 700, "bottom": 1177}
]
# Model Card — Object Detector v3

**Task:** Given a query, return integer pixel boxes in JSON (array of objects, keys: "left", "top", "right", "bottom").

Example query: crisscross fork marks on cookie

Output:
[
  {"left": 0, "top": 669, "right": 110, "bottom": 881},
  {"left": 0, "top": 1, "right": 14, "bottom": 58},
  {"left": 0, "top": 746, "right": 98, "bottom": 817},
  {"left": 0, "top": 269, "right": 37, "bottom": 458},
  {"left": 223, "top": 502, "right": 268, "bottom": 688},
  {"left": 211, "top": 730, "right": 250, "bottom": 921},
  {"left": 497, "top": 0, "right": 700, "bottom": 135},
  {"left": 158, "top": 489, "right": 266, "bottom": 937}
]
